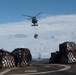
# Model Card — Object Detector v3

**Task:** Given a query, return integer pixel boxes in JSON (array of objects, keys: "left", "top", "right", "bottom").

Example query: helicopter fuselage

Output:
[{"left": 32, "top": 17, "right": 37, "bottom": 24}]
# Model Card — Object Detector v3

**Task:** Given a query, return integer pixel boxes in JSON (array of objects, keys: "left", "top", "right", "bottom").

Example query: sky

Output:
[{"left": 0, "top": 0, "right": 76, "bottom": 58}]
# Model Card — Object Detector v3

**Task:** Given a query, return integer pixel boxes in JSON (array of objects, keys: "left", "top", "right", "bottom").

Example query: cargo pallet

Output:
[{"left": 49, "top": 41, "right": 76, "bottom": 64}]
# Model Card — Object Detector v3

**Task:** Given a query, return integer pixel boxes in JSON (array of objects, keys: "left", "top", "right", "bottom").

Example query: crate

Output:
[
  {"left": 0, "top": 49, "right": 15, "bottom": 68},
  {"left": 59, "top": 41, "right": 76, "bottom": 53},
  {"left": 59, "top": 41, "right": 76, "bottom": 63},
  {"left": 49, "top": 51, "right": 61, "bottom": 63},
  {"left": 11, "top": 48, "right": 32, "bottom": 67},
  {"left": 60, "top": 50, "right": 76, "bottom": 63},
  {"left": 49, "top": 41, "right": 76, "bottom": 64}
]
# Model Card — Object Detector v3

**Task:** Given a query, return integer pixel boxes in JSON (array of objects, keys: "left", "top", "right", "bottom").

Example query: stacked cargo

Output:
[
  {"left": 11, "top": 48, "right": 32, "bottom": 67},
  {"left": 0, "top": 48, "right": 15, "bottom": 68},
  {"left": 59, "top": 42, "right": 76, "bottom": 63},
  {"left": 49, "top": 41, "right": 76, "bottom": 64},
  {"left": 49, "top": 51, "right": 61, "bottom": 63}
]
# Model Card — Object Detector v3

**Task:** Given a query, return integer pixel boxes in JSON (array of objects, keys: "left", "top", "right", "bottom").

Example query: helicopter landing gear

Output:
[
  {"left": 34, "top": 34, "right": 38, "bottom": 39},
  {"left": 31, "top": 24, "right": 38, "bottom": 26}
]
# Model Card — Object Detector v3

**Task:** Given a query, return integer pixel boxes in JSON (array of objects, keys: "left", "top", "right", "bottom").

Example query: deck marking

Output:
[
  {"left": 0, "top": 69, "right": 12, "bottom": 75},
  {"left": 0, "top": 67, "right": 19, "bottom": 75},
  {"left": 1, "top": 64, "right": 71, "bottom": 75},
  {"left": 25, "top": 70, "right": 37, "bottom": 73}
]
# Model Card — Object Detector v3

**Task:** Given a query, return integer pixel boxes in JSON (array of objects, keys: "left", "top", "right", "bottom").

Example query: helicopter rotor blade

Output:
[
  {"left": 28, "top": 17, "right": 33, "bottom": 20},
  {"left": 35, "top": 12, "right": 42, "bottom": 17},
  {"left": 22, "top": 14, "right": 33, "bottom": 17}
]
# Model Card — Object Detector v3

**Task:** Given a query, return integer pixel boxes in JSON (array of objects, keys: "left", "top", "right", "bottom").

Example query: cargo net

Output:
[
  {"left": 49, "top": 41, "right": 76, "bottom": 64},
  {"left": 0, "top": 48, "right": 15, "bottom": 68},
  {"left": 68, "top": 52, "right": 76, "bottom": 63},
  {"left": 11, "top": 48, "right": 32, "bottom": 67},
  {"left": 20, "top": 59, "right": 28, "bottom": 67},
  {"left": 59, "top": 41, "right": 76, "bottom": 64},
  {"left": 60, "top": 51, "right": 76, "bottom": 63},
  {"left": 2, "top": 55, "right": 15, "bottom": 68}
]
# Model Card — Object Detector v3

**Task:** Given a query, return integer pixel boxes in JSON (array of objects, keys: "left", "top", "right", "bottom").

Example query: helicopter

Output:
[{"left": 22, "top": 12, "right": 42, "bottom": 26}]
